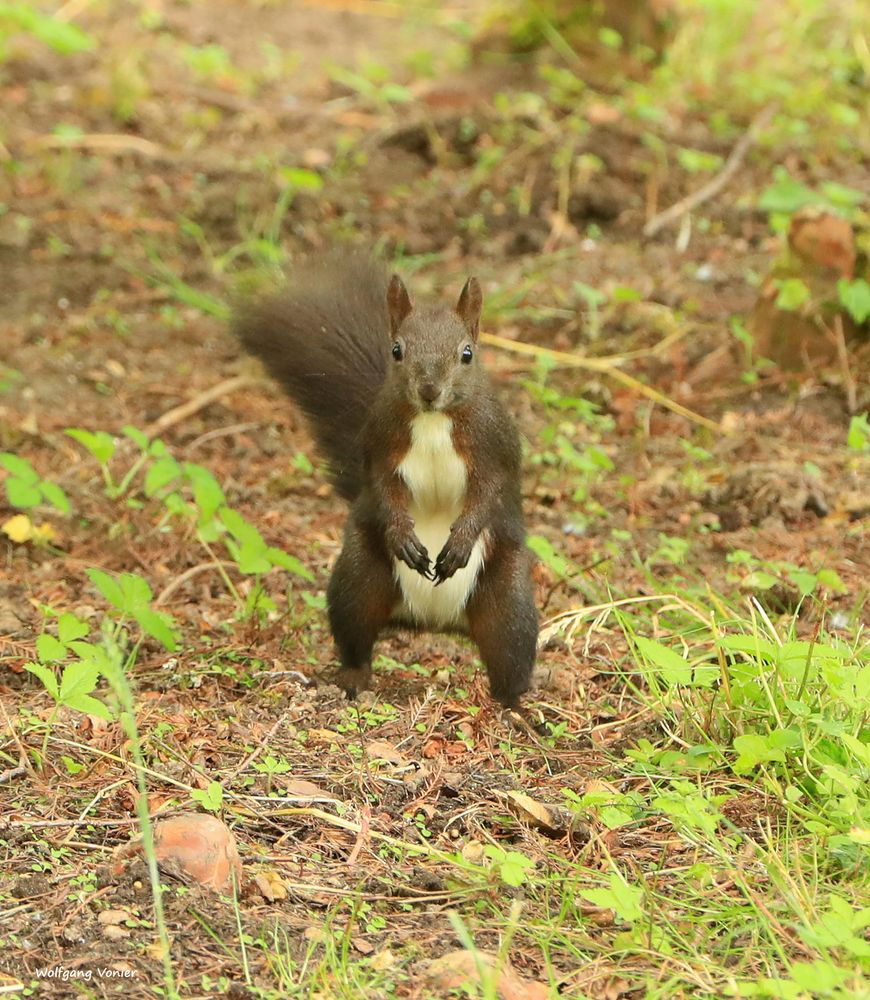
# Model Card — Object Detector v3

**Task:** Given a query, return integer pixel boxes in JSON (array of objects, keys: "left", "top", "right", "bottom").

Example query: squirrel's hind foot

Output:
[{"left": 335, "top": 665, "right": 373, "bottom": 700}]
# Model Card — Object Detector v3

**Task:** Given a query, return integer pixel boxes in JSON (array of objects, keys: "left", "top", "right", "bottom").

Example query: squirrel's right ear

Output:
[
  {"left": 456, "top": 277, "right": 482, "bottom": 343},
  {"left": 387, "top": 274, "right": 412, "bottom": 335}
]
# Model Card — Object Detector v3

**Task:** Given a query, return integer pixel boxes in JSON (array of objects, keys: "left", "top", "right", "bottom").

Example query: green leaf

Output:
[
  {"left": 733, "top": 729, "right": 802, "bottom": 774},
  {"left": 144, "top": 456, "right": 182, "bottom": 496},
  {"left": 277, "top": 167, "right": 323, "bottom": 191},
  {"left": 191, "top": 781, "right": 224, "bottom": 812},
  {"left": 266, "top": 547, "right": 315, "bottom": 581},
  {"left": 0, "top": 3, "right": 95, "bottom": 54},
  {"left": 743, "top": 570, "right": 779, "bottom": 591},
  {"left": 788, "top": 570, "right": 818, "bottom": 597},
  {"left": 483, "top": 846, "right": 534, "bottom": 888},
  {"left": 87, "top": 568, "right": 125, "bottom": 610},
  {"left": 527, "top": 535, "right": 574, "bottom": 579},
  {"left": 757, "top": 171, "right": 819, "bottom": 214},
  {"left": 38, "top": 481, "right": 71, "bottom": 514},
  {"left": 5, "top": 477, "right": 42, "bottom": 508},
  {"left": 184, "top": 463, "right": 225, "bottom": 523},
  {"left": 218, "top": 507, "right": 263, "bottom": 546},
  {"left": 774, "top": 278, "right": 811, "bottom": 312},
  {"left": 122, "top": 425, "right": 150, "bottom": 451},
  {"left": 677, "top": 147, "right": 724, "bottom": 173},
  {"left": 59, "top": 661, "right": 100, "bottom": 701},
  {"left": 58, "top": 613, "right": 90, "bottom": 643},
  {"left": 236, "top": 542, "right": 272, "bottom": 575},
  {"left": 820, "top": 181, "right": 866, "bottom": 209},
  {"left": 581, "top": 871, "right": 644, "bottom": 924},
  {"left": 25, "top": 661, "right": 59, "bottom": 699},
  {"left": 838, "top": 279, "right": 870, "bottom": 325},
  {"left": 846, "top": 413, "right": 869, "bottom": 452},
  {"left": 36, "top": 633, "right": 67, "bottom": 663},
  {"left": 65, "top": 428, "right": 116, "bottom": 465},
  {"left": 133, "top": 608, "right": 178, "bottom": 651},
  {"left": 0, "top": 453, "right": 39, "bottom": 482},
  {"left": 61, "top": 755, "right": 86, "bottom": 775},
  {"left": 718, "top": 635, "right": 778, "bottom": 658},
  {"left": 499, "top": 850, "right": 535, "bottom": 887},
  {"left": 634, "top": 637, "right": 692, "bottom": 686},
  {"left": 816, "top": 568, "right": 847, "bottom": 593},
  {"left": 63, "top": 693, "right": 113, "bottom": 721},
  {"left": 119, "top": 572, "right": 153, "bottom": 610}
]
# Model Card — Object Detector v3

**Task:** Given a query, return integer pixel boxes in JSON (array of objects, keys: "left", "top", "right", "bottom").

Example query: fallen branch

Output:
[
  {"left": 29, "top": 133, "right": 164, "bottom": 158},
  {"left": 154, "top": 560, "right": 237, "bottom": 606},
  {"left": 643, "top": 103, "right": 777, "bottom": 238},
  {"left": 144, "top": 375, "right": 260, "bottom": 440},
  {"left": 481, "top": 332, "right": 723, "bottom": 433}
]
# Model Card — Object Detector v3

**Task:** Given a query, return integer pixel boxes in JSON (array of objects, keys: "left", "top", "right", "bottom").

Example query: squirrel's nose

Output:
[{"left": 419, "top": 382, "right": 441, "bottom": 403}]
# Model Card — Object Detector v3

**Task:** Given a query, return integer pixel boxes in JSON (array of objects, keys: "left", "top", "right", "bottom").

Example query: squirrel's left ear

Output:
[{"left": 456, "top": 277, "right": 482, "bottom": 343}]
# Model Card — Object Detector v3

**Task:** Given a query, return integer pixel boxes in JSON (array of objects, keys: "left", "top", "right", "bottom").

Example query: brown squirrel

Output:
[{"left": 234, "top": 253, "right": 538, "bottom": 705}]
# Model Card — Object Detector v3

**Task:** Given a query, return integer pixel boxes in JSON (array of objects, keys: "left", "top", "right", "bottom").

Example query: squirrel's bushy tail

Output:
[{"left": 234, "top": 253, "right": 390, "bottom": 501}]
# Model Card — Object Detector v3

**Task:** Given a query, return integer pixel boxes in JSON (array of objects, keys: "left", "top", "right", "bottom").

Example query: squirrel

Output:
[{"left": 234, "top": 253, "right": 538, "bottom": 706}]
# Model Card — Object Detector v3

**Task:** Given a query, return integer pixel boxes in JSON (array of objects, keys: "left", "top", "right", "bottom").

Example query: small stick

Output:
[
  {"left": 224, "top": 715, "right": 286, "bottom": 783},
  {"left": 185, "top": 421, "right": 261, "bottom": 452},
  {"left": 154, "top": 560, "right": 237, "bottom": 606},
  {"left": 482, "top": 332, "right": 722, "bottom": 432},
  {"left": 643, "top": 103, "right": 777, "bottom": 238},
  {"left": 144, "top": 375, "right": 260, "bottom": 439},
  {"left": 29, "top": 133, "right": 164, "bottom": 158},
  {"left": 832, "top": 314, "right": 858, "bottom": 413}
]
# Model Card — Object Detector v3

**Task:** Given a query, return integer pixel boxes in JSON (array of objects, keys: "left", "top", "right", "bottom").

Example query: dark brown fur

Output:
[{"left": 234, "top": 253, "right": 538, "bottom": 705}]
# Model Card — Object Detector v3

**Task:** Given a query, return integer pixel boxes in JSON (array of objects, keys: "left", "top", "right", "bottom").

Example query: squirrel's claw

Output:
[
  {"left": 399, "top": 538, "right": 431, "bottom": 578},
  {"left": 433, "top": 531, "right": 474, "bottom": 585},
  {"left": 432, "top": 553, "right": 458, "bottom": 586}
]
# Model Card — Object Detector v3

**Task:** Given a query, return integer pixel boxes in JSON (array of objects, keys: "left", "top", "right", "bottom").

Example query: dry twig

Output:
[
  {"left": 144, "top": 375, "right": 260, "bottom": 440},
  {"left": 643, "top": 103, "right": 777, "bottom": 238},
  {"left": 482, "top": 332, "right": 723, "bottom": 432}
]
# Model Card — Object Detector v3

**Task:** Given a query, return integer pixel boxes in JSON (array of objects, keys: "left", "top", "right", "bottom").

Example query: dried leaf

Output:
[
  {"left": 364, "top": 740, "right": 409, "bottom": 766},
  {"left": 424, "top": 950, "right": 549, "bottom": 1000},
  {"left": 503, "top": 790, "right": 569, "bottom": 832},
  {"left": 281, "top": 778, "right": 338, "bottom": 801},
  {"left": 254, "top": 870, "right": 287, "bottom": 902}
]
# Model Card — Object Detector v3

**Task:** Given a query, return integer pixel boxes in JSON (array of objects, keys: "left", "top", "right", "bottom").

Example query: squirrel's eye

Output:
[
  {"left": 461, "top": 345, "right": 473, "bottom": 364},
  {"left": 392, "top": 342, "right": 403, "bottom": 361}
]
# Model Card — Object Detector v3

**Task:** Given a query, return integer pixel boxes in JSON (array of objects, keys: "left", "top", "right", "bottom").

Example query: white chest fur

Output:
[{"left": 394, "top": 412, "right": 487, "bottom": 627}]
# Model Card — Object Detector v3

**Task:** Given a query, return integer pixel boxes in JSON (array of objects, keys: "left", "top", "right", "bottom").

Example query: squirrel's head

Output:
[{"left": 385, "top": 274, "right": 483, "bottom": 413}]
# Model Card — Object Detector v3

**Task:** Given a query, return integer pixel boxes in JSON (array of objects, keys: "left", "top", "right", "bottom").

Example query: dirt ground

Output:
[{"left": 1, "top": 1, "right": 868, "bottom": 998}]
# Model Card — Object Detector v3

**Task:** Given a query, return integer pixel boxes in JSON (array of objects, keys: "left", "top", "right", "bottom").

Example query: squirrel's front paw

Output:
[
  {"left": 433, "top": 525, "right": 476, "bottom": 585},
  {"left": 386, "top": 518, "right": 431, "bottom": 578}
]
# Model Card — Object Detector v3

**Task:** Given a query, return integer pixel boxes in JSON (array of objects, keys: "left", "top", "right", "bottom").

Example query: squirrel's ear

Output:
[
  {"left": 387, "top": 274, "right": 412, "bottom": 335},
  {"left": 456, "top": 277, "right": 482, "bottom": 343}
]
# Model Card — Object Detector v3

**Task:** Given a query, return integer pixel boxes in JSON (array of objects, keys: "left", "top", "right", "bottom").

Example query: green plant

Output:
[
  {"left": 0, "top": 453, "right": 70, "bottom": 513},
  {"left": 192, "top": 781, "right": 224, "bottom": 813},
  {"left": 580, "top": 867, "right": 644, "bottom": 925},
  {"left": 328, "top": 59, "right": 412, "bottom": 110},
  {"left": 758, "top": 170, "right": 866, "bottom": 233},
  {"left": 25, "top": 613, "right": 113, "bottom": 731},
  {"left": 88, "top": 569, "right": 179, "bottom": 650},
  {"left": 482, "top": 846, "right": 535, "bottom": 888},
  {"left": 0, "top": 2, "right": 94, "bottom": 61},
  {"left": 847, "top": 413, "right": 870, "bottom": 452},
  {"left": 838, "top": 280, "right": 870, "bottom": 326},
  {"left": 65, "top": 426, "right": 313, "bottom": 617}
]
